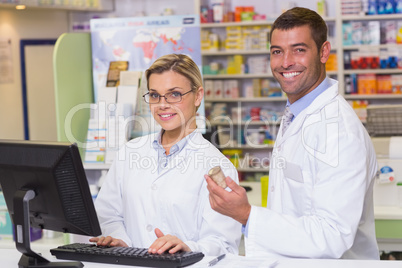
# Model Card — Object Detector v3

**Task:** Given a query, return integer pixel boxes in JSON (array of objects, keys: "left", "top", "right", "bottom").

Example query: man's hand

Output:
[
  {"left": 148, "top": 228, "right": 191, "bottom": 254},
  {"left": 89, "top": 236, "right": 128, "bottom": 247},
  {"left": 205, "top": 175, "right": 251, "bottom": 225}
]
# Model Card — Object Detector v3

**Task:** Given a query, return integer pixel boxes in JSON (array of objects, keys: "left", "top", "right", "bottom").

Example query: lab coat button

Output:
[
  {"left": 146, "top": 224, "right": 153, "bottom": 232},
  {"left": 151, "top": 184, "right": 157, "bottom": 190}
]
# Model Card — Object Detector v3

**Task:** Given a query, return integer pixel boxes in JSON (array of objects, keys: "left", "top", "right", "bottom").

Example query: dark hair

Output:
[
  {"left": 145, "top": 54, "right": 202, "bottom": 91},
  {"left": 270, "top": 7, "right": 328, "bottom": 50}
]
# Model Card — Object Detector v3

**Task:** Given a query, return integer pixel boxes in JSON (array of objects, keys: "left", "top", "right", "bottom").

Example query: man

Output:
[{"left": 205, "top": 7, "right": 379, "bottom": 259}]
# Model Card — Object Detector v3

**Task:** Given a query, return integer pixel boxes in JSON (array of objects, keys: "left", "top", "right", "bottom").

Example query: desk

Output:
[{"left": 2, "top": 248, "right": 402, "bottom": 268}]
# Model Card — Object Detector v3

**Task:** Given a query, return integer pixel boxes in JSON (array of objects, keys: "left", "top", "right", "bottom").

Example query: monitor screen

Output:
[{"left": 0, "top": 140, "right": 101, "bottom": 237}]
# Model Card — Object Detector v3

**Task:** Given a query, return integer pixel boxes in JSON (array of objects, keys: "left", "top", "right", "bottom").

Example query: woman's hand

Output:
[
  {"left": 148, "top": 228, "right": 191, "bottom": 254},
  {"left": 89, "top": 236, "right": 128, "bottom": 247}
]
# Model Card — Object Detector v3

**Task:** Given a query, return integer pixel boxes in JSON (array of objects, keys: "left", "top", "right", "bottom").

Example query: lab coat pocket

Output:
[
  {"left": 282, "top": 161, "right": 306, "bottom": 215},
  {"left": 283, "top": 161, "right": 304, "bottom": 183}
]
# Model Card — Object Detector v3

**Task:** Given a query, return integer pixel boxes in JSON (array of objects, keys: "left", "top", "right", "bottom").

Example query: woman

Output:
[{"left": 90, "top": 54, "right": 241, "bottom": 256}]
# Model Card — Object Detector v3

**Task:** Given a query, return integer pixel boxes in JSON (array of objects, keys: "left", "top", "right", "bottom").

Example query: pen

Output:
[{"left": 207, "top": 253, "right": 226, "bottom": 267}]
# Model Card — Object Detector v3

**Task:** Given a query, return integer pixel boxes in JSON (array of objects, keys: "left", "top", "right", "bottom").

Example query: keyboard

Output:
[{"left": 50, "top": 243, "right": 204, "bottom": 268}]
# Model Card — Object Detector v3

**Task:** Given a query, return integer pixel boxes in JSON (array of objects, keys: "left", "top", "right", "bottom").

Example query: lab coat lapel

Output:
[
  {"left": 276, "top": 112, "right": 306, "bottom": 147},
  {"left": 275, "top": 79, "right": 339, "bottom": 148}
]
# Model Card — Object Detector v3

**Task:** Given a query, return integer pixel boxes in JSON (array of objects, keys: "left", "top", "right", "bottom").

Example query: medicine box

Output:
[
  {"left": 0, "top": 192, "right": 12, "bottom": 240},
  {"left": 383, "top": 21, "right": 397, "bottom": 44},
  {"left": 352, "top": 21, "right": 363, "bottom": 45},
  {"left": 223, "top": 80, "right": 239, "bottom": 98},
  {"left": 377, "top": 75, "right": 393, "bottom": 94},
  {"left": 213, "top": 80, "right": 224, "bottom": 98},
  {"left": 367, "top": 21, "right": 380, "bottom": 45},
  {"left": 342, "top": 22, "right": 353, "bottom": 46},
  {"left": 341, "top": 0, "right": 362, "bottom": 15},
  {"left": 358, "top": 74, "right": 377, "bottom": 94},
  {"left": 204, "top": 80, "right": 214, "bottom": 98},
  {"left": 397, "top": 20, "right": 402, "bottom": 44}
]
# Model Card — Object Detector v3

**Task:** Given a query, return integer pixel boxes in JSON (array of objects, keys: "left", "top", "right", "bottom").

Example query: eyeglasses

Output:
[{"left": 143, "top": 89, "right": 193, "bottom": 104}]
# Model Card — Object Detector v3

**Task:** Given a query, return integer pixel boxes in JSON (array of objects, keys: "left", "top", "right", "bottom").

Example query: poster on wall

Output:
[{"left": 90, "top": 15, "right": 204, "bottom": 136}]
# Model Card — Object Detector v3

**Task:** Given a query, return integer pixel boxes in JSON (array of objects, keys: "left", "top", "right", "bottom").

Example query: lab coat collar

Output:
[
  {"left": 154, "top": 129, "right": 206, "bottom": 180},
  {"left": 276, "top": 79, "right": 339, "bottom": 146},
  {"left": 152, "top": 129, "right": 195, "bottom": 155}
]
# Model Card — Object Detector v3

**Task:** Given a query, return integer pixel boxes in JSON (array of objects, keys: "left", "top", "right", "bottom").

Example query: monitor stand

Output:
[{"left": 13, "top": 189, "right": 83, "bottom": 268}]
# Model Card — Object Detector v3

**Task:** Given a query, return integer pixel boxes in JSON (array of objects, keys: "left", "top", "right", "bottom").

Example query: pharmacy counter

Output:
[{"left": 2, "top": 248, "right": 402, "bottom": 268}]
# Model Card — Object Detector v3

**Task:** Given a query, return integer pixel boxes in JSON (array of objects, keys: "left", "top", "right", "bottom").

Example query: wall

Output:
[{"left": 0, "top": 7, "right": 69, "bottom": 140}]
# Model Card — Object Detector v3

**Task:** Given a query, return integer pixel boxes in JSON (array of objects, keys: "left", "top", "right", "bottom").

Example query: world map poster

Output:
[{"left": 90, "top": 15, "right": 204, "bottom": 135}]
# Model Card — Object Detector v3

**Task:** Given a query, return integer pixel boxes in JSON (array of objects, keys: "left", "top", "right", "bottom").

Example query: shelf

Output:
[
  {"left": 219, "top": 144, "right": 274, "bottom": 149},
  {"left": 344, "top": 69, "right": 402, "bottom": 75},
  {"left": 327, "top": 70, "right": 338, "bottom": 76},
  {"left": 204, "top": 72, "right": 336, "bottom": 79},
  {"left": 201, "top": 49, "right": 269, "bottom": 56},
  {"left": 237, "top": 167, "right": 269, "bottom": 172},
  {"left": 323, "top": 17, "right": 337, "bottom": 22},
  {"left": 211, "top": 121, "right": 280, "bottom": 126},
  {"left": 0, "top": 1, "right": 114, "bottom": 12},
  {"left": 374, "top": 206, "right": 402, "bottom": 220},
  {"left": 203, "top": 73, "right": 273, "bottom": 79},
  {"left": 200, "top": 16, "right": 335, "bottom": 28},
  {"left": 202, "top": 48, "right": 337, "bottom": 56},
  {"left": 344, "top": 94, "right": 402, "bottom": 100},
  {"left": 201, "top": 20, "right": 274, "bottom": 28},
  {"left": 205, "top": 97, "right": 286, "bottom": 102},
  {"left": 341, "top": 14, "right": 402, "bottom": 21},
  {"left": 343, "top": 44, "right": 402, "bottom": 50}
]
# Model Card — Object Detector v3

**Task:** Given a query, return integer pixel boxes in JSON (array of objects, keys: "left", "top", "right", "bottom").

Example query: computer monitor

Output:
[{"left": 0, "top": 140, "right": 102, "bottom": 268}]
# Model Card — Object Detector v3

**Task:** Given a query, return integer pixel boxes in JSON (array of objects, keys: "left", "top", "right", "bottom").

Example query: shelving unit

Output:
[
  {"left": 200, "top": 1, "right": 402, "bottom": 179},
  {"left": 337, "top": 9, "right": 402, "bottom": 103},
  {"left": 200, "top": 9, "right": 339, "bottom": 180}
]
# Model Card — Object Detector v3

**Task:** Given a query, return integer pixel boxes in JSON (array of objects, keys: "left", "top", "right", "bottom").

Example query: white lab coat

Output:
[
  {"left": 245, "top": 79, "right": 379, "bottom": 259},
  {"left": 95, "top": 130, "right": 242, "bottom": 256}
]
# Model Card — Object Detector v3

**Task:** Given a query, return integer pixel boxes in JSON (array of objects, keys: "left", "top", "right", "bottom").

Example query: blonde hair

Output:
[{"left": 145, "top": 54, "right": 203, "bottom": 92}]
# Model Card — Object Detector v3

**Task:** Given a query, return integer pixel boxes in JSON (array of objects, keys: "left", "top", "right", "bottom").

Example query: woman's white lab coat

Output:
[
  {"left": 95, "top": 131, "right": 242, "bottom": 256},
  {"left": 245, "top": 79, "right": 379, "bottom": 259}
]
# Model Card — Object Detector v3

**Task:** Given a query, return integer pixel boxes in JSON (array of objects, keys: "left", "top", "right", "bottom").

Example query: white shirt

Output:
[
  {"left": 95, "top": 130, "right": 242, "bottom": 256},
  {"left": 245, "top": 79, "right": 379, "bottom": 259}
]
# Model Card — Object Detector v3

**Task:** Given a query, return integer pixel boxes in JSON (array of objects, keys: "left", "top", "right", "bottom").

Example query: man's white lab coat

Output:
[{"left": 245, "top": 79, "right": 379, "bottom": 259}]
